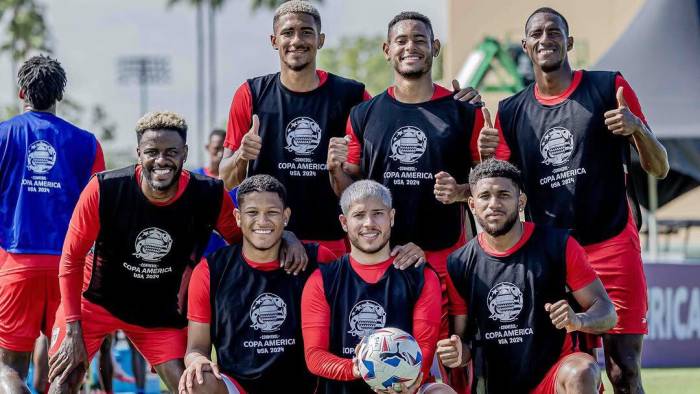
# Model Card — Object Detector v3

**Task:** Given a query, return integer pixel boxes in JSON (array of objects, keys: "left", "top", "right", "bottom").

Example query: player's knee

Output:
[
  {"left": 419, "top": 382, "right": 458, "bottom": 394},
  {"left": 0, "top": 365, "right": 31, "bottom": 394},
  {"left": 187, "top": 371, "right": 227, "bottom": 394},
  {"left": 560, "top": 356, "right": 600, "bottom": 393}
]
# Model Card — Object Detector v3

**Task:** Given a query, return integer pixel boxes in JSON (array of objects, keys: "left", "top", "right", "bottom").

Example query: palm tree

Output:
[{"left": 0, "top": 0, "right": 51, "bottom": 108}]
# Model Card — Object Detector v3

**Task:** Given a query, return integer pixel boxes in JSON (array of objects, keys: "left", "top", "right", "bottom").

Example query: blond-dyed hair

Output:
[
  {"left": 135, "top": 111, "right": 188, "bottom": 142},
  {"left": 273, "top": 0, "right": 321, "bottom": 31}
]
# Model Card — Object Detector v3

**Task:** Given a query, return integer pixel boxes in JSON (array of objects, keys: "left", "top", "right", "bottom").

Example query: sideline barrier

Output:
[{"left": 643, "top": 263, "right": 700, "bottom": 367}]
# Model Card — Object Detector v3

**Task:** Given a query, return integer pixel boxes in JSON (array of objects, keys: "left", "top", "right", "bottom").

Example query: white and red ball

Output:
[{"left": 357, "top": 327, "right": 423, "bottom": 390}]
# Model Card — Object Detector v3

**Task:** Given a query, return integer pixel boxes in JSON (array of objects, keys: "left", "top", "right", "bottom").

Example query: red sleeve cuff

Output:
[
  {"left": 565, "top": 237, "right": 598, "bottom": 291},
  {"left": 225, "top": 82, "right": 253, "bottom": 151},
  {"left": 346, "top": 118, "right": 361, "bottom": 166}
]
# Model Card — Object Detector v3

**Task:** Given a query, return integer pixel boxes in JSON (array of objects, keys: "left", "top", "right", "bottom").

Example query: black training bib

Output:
[
  {"left": 86, "top": 166, "right": 221, "bottom": 328},
  {"left": 207, "top": 243, "right": 319, "bottom": 394},
  {"left": 317, "top": 256, "right": 425, "bottom": 394},
  {"left": 447, "top": 226, "right": 571, "bottom": 393},
  {"left": 248, "top": 72, "right": 365, "bottom": 241},
  {"left": 499, "top": 71, "right": 630, "bottom": 245},
  {"left": 350, "top": 91, "right": 476, "bottom": 250}
]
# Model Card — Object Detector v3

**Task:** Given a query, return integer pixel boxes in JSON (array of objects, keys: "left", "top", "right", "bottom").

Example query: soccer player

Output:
[
  {"left": 439, "top": 160, "right": 617, "bottom": 393},
  {"left": 195, "top": 129, "right": 235, "bottom": 256},
  {"left": 219, "top": 1, "right": 477, "bottom": 260},
  {"left": 0, "top": 55, "right": 105, "bottom": 393},
  {"left": 194, "top": 128, "right": 226, "bottom": 178},
  {"left": 301, "top": 180, "right": 442, "bottom": 394},
  {"left": 179, "top": 174, "right": 337, "bottom": 394},
  {"left": 47, "top": 112, "right": 307, "bottom": 393},
  {"left": 328, "top": 12, "right": 484, "bottom": 342},
  {"left": 478, "top": 8, "right": 669, "bottom": 392}
]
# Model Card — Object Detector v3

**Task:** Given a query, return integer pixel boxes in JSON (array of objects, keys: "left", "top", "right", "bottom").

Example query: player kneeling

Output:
[
  {"left": 301, "top": 180, "right": 442, "bottom": 394},
  {"left": 178, "top": 175, "right": 337, "bottom": 394},
  {"left": 438, "top": 160, "right": 617, "bottom": 393}
]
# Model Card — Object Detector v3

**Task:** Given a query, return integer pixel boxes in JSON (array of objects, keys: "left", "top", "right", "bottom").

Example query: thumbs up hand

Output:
[
  {"left": 239, "top": 114, "right": 262, "bottom": 161},
  {"left": 477, "top": 107, "right": 500, "bottom": 161},
  {"left": 436, "top": 335, "right": 464, "bottom": 368},
  {"left": 327, "top": 135, "right": 351, "bottom": 172},
  {"left": 603, "top": 86, "right": 642, "bottom": 137}
]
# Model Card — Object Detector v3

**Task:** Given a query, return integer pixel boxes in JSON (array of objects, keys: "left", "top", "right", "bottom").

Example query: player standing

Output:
[
  {"left": 301, "top": 180, "right": 442, "bottom": 394},
  {"left": 194, "top": 129, "right": 226, "bottom": 178},
  {"left": 179, "top": 175, "right": 337, "bottom": 394},
  {"left": 47, "top": 112, "right": 306, "bottom": 393},
  {"left": 440, "top": 160, "right": 617, "bottom": 393},
  {"left": 328, "top": 12, "right": 484, "bottom": 344},
  {"left": 0, "top": 55, "right": 104, "bottom": 394},
  {"left": 479, "top": 8, "right": 669, "bottom": 393}
]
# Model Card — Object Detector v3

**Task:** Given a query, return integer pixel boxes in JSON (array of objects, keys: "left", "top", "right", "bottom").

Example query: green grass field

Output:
[{"left": 602, "top": 368, "right": 700, "bottom": 393}]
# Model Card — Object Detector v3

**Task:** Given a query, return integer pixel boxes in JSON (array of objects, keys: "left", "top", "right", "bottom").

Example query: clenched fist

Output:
[
  {"left": 545, "top": 300, "right": 583, "bottom": 332},
  {"left": 327, "top": 135, "right": 351, "bottom": 172}
]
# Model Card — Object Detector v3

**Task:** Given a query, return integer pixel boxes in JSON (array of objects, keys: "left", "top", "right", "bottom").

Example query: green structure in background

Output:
[{"left": 458, "top": 37, "right": 524, "bottom": 94}]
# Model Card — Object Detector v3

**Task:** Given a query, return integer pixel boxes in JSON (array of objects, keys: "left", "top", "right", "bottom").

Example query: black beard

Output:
[
  {"left": 540, "top": 59, "right": 564, "bottom": 73},
  {"left": 477, "top": 210, "right": 519, "bottom": 237},
  {"left": 349, "top": 235, "right": 390, "bottom": 254},
  {"left": 143, "top": 166, "right": 182, "bottom": 192},
  {"left": 397, "top": 68, "right": 429, "bottom": 80}
]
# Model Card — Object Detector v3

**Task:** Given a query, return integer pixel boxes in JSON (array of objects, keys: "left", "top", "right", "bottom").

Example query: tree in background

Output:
[
  {"left": 318, "top": 35, "right": 444, "bottom": 96},
  {"left": 0, "top": 0, "right": 51, "bottom": 109}
]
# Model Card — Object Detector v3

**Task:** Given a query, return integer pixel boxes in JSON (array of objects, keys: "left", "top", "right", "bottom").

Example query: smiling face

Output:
[
  {"left": 137, "top": 129, "right": 187, "bottom": 194},
  {"left": 236, "top": 191, "right": 290, "bottom": 252},
  {"left": 469, "top": 177, "right": 526, "bottom": 237},
  {"left": 522, "top": 12, "right": 573, "bottom": 73},
  {"left": 340, "top": 197, "right": 394, "bottom": 254},
  {"left": 271, "top": 13, "right": 324, "bottom": 72},
  {"left": 384, "top": 19, "right": 439, "bottom": 80}
]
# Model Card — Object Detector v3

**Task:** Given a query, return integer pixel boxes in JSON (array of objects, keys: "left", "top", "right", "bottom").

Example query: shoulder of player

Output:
[
  {"left": 351, "top": 90, "right": 389, "bottom": 114},
  {"left": 498, "top": 83, "right": 534, "bottom": 109}
]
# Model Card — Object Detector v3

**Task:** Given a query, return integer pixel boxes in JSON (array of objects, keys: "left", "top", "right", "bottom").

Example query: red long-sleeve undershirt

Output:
[
  {"left": 301, "top": 256, "right": 442, "bottom": 382},
  {"left": 0, "top": 142, "right": 105, "bottom": 274},
  {"left": 187, "top": 244, "right": 338, "bottom": 323},
  {"left": 58, "top": 166, "right": 240, "bottom": 322},
  {"left": 346, "top": 84, "right": 485, "bottom": 166}
]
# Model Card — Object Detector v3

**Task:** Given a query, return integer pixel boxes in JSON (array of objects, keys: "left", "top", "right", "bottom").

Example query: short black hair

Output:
[
  {"left": 469, "top": 159, "right": 523, "bottom": 191},
  {"left": 525, "top": 7, "right": 569, "bottom": 36},
  {"left": 17, "top": 55, "right": 67, "bottom": 110},
  {"left": 237, "top": 174, "right": 288, "bottom": 207},
  {"left": 209, "top": 128, "right": 225, "bottom": 140},
  {"left": 388, "top": 11, "right": 434, "bottom": 41}
]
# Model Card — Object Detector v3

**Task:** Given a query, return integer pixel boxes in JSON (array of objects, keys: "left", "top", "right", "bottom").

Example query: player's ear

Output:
[
  {"left": 283, "top": 207, "right": 291, "bottom": 226},
  {"left": 339, "top": 214, "right": 348, "bottom": 232},
  {"left": 136, "top": 146, "right": 142, "bottom": 164},
  {"left": 521, "top": 38, "right": 527, "bottom": 54},
  {"left": 18, "top": 88, "right": 25, "bottom": 100},
  {"left": 468, "top": 196, "right": 476, "bottom": 214},
  {"left": 518, "top": 191, "right": 527, "bottom": 212},
  {"left": 270, "top": 34, "right": 278, "bottom": 50},
  {"left": 182, "top": 144, "right": 189, "bottom": 163},
  {"left": 318, "top": 32, "right": 325, "bottom": 49},
  {"left": 389, "top": 208, "right": 396, "bottom": 227},
  {"left": 566, "top": 36, "right": 574, "bottom": 52},
  {"left": 383, "top": 41, "right": 391, "bottom": 62},
  {"left": 433, "top": 38, "right": 441, "bottom": 58},
  {"left": 234, "top": 208, "right": 241, "bottom": 226}
]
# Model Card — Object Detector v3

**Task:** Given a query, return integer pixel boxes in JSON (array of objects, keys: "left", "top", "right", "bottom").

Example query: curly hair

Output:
[
  {"left": 273, "top": 0, "right": 321, "bottom": 32},
  {"left": 17, "top": 55, "right": 67, "bottom": 110},
  {"left": 237, "top": 174, "right": 288, "bottom": 208},
  {"left": 135, "top": 111, "right": 187, "bottom": 142},
  {"left": 468, "top": 159, "right": 523, "bottom": 191}
]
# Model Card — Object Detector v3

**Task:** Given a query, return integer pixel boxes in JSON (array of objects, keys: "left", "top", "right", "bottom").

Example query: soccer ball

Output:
[{"left": 357, "top": 327, "right": 422, "bottom": 390}]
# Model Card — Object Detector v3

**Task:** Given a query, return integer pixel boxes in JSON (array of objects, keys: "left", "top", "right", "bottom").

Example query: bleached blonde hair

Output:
[
  {"left": 273, "top": 0, "right": 321, "bottom": 31},
  {"left": 135, "top": 111, "right": 187, "bottom": 142}
]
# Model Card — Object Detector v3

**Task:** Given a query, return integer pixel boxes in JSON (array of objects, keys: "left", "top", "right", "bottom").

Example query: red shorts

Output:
[
  {"left": 0, "top": 269, "right": 60, "bottom": 352},
  {"left": 584, "top": 217, "right": 648, "bottom": 334},
  {"left": 49, "top": 298, "right": 187, "bottom": 366},
  {"left": 426, "top": 233, "right": 467, "bottom": 340},
  {"left": 530, "top": 352, "right": 591, "bottom": 394}
]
